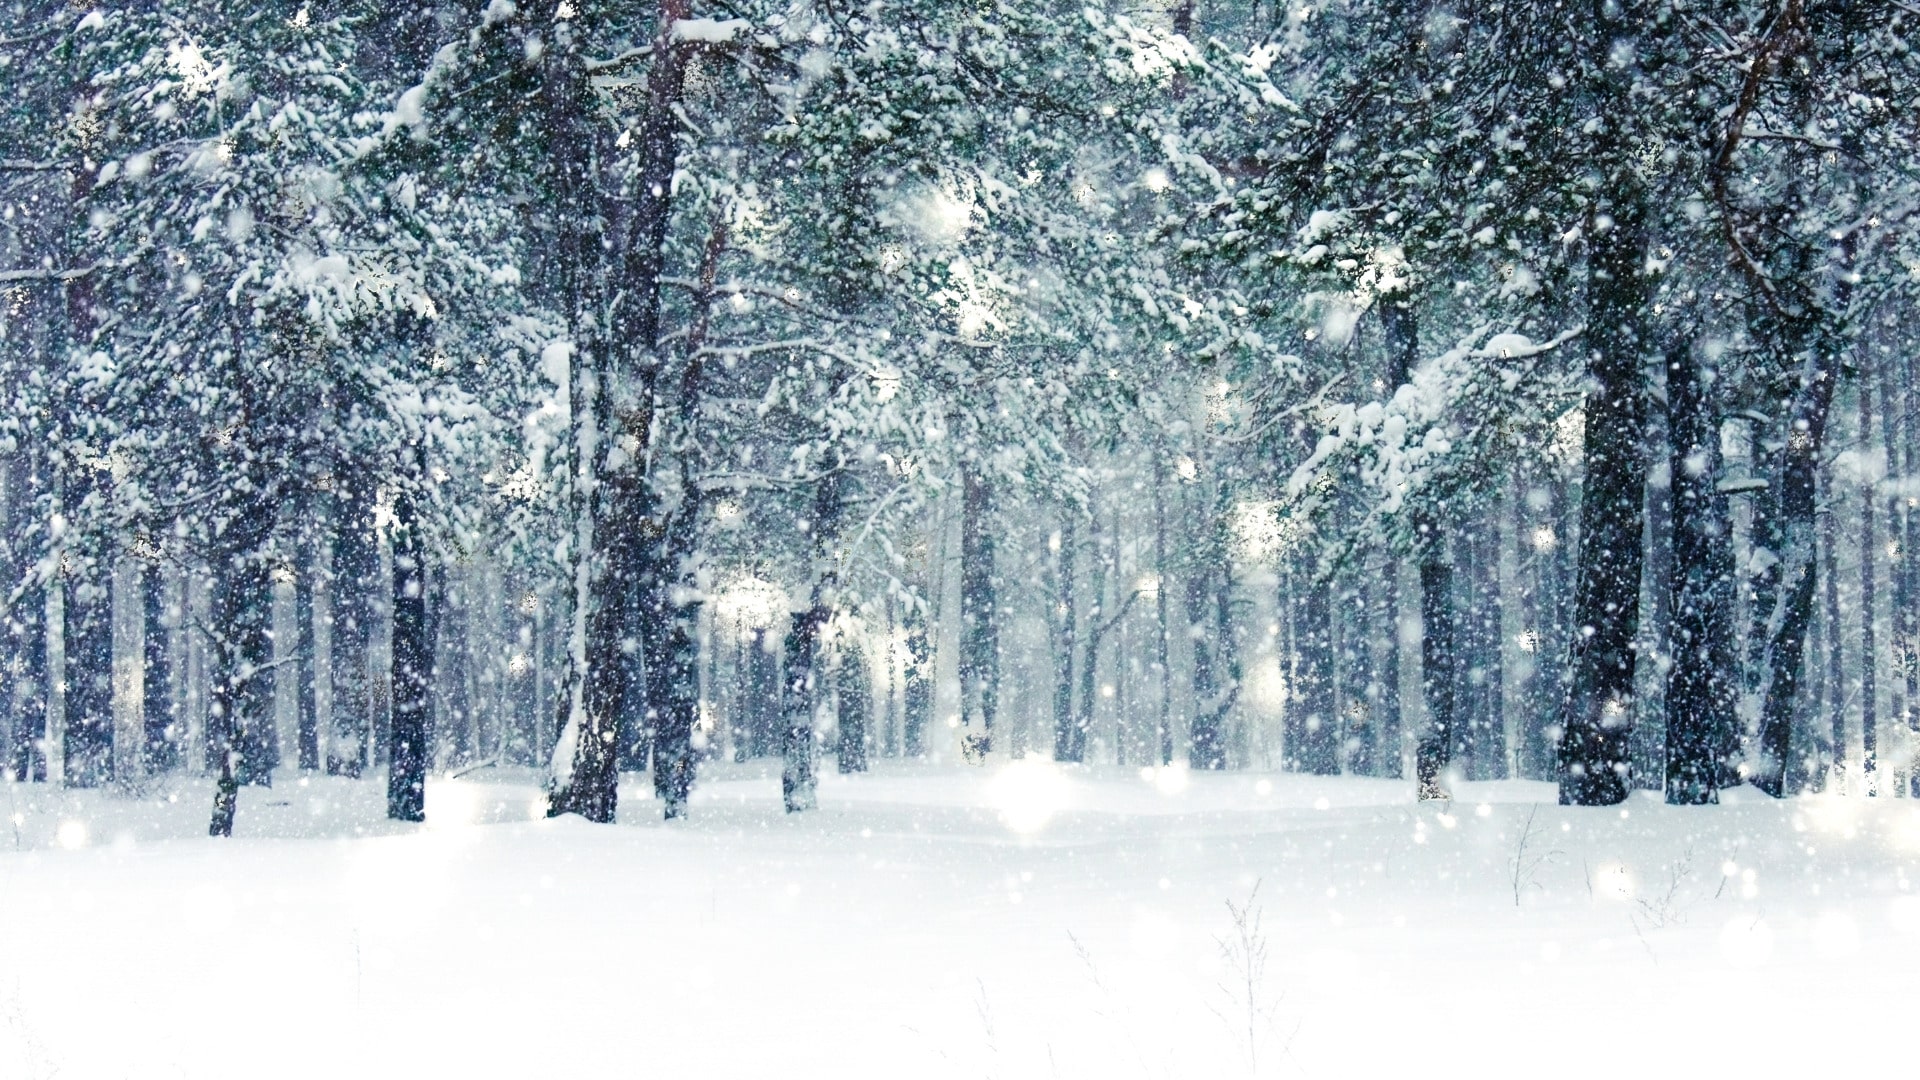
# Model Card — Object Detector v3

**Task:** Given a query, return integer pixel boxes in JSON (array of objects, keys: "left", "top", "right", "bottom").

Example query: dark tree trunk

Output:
[
  {"left": 784, "top": 469, "right": 845, "bottom": 811},
  {"left": 958, "top": 463, "right": 998, "bottom": 759},
  {"left": 1376, "top": 562, "right": 1403, "bottom": 779},
  {"left": 1415, "top": 553, "right": 1457, "bottom": 799},
  {"left": 747, "top": 627, "right": 781, "bottom": 758},
  {"left": 1467, "top": 522, "right": 1507, "bottom": 780},
  {"left": 1384, "top": 297, "right": 1460, "bottom": 799},
  {"left": 63, "top": 560, "right": 112, "bottom": 788},
  {"left": 782, "top": 606, "right": 823, "bottom": 812},
  {"left": 293, "top": 537, "right": 319, "bottom": 772},
  {"left": 645, "top": 219, "right": 726, "bottom": 818},
  {"left": 142, "top": 557, "right": 178, "bottom": 773},
  {"left": 1557, "top": 187, "right": 1650, "bottom": 807},
  {"left": 1153, "top": 455, "right": 1175, "bottom": 766},
  {"left": 1663, "top": 340, "right": 1737, "bottom": 804},
  {"left": 208, "top": 520, "right": 274, "bottom": 837},
  {"left": 387, "top": 488, "right": 430, "bottom": 822},
  {"left": 1859, "top": 379, "right": 1878, "bottom": 792},
  {"left": 10, "top": 578, "right": 48, "bottom": 783},
  {"left": 902, "top": 605, "right": 930, "bottom": 757},
  {"left": 836, "top": 637, "right": 870, "bottom": 774},
  {"left": 1290, "top": 572, "right": 1339, "bottom": 774},
  {"left": 1052, "top": 509, "right": 1080, "bottom": 762},
  {"left": 328, "top": 490, "right": 377, "bottom": 778},
  {"left": 1819, "top": 468, "right": 1844, "bottom": 788},
  {"left": 1071, "top": 507, "right": 1111, "bottom": 764}
]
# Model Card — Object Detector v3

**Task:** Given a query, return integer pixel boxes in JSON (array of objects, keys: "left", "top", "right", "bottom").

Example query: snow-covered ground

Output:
[{"left": 3, "top": 761, "right": 1916, "bottom": 1078}]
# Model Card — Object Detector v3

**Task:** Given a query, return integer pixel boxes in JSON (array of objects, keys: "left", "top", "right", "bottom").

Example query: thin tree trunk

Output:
[
  {"left": 387, "top": 485, "right": 430, "bottom": 822},
  {"left": 836, "top": 636, "right": 870, "bottom": 774},
  {"left": 1860, "top": 378, "right": 1878, "bottom": 792},
  {"left": 142, "top": 554, "right": 178, "bottom": 773},
  {"left": 958, "top": 462, "right": 999, "bottom": 758},
  {"left": 1414, "top": 553, "right": 1457, "bottom": 799},
  {"left": 1153, "top": 453, "right": 1174, "bottom": 766},
  {"left": 1052, "top": 509, "right": 1080, "bottom": 761},
  {"left": 784, "top": 469, "right": 844, "bottom": 811},
  {"left": 328, "top": 490, "right": 376, "bottom": 778}
]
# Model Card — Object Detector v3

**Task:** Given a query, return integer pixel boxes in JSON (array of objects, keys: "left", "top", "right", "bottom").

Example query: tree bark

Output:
[
  {"left": 1858, "top": 378, "right": 1878, "bottom": 792},
  {"left": 1557, "top": 188, "right": 1649, "bottom": 807},
  {"left": 958, "top": 462, "right": 998, "bottom": 759},
  {"left": 387, "top": 485, "right": 430, "bottom": 822},
  {"left": 1052, "top": 509, "right": 1080, "bottom": 761},
  {"left": 1663, "top": 339, "right": 1736, "bottom": 804}
]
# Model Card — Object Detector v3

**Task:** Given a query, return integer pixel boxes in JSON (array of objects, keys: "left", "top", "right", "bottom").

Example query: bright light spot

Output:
[
  {"left": 1142, "top": 167, "right": 1170, "bottom": 192},
  {"left": 1595, "top": 862, "right": 1634, "bottom": 901},
  {"left": 1254, "top": 778, "right": 1273, "bottom": 797},
  {"left": 1803, "top": 793, "right": 1864, "bottom": 839},
  {"left": 427, "top": 781, "right": 484, "bottom": 829},
  {"left": 989, "top": 758, "right": 1068, "bottom": 834},
  {"left": 1141, "top": 764, "right": 1189, "bottom": 796},
  {"left": 1474, "top": 803, "right": 1492, "bottom": 817},
  {"left": 714, "top": 577, "right": 787, "bottom": 631},
  {"left": 1313, "top": 796, "right": 1330, "bottom": 811},
  {"left": 56, "top": 821, "right": 88, "bottom": 850},
  {"left": 1718, "top": 915, "right": 1775, "bottom": 967},
  {"left": 1136, "top": 572, "right": 1161, "bottom": 597},
  {"left": 1176, "top": 455, "right": 1198, "bottom": 481},
  {"left": 1245, "top": 662, "right": 1288, "bottom": 712}
]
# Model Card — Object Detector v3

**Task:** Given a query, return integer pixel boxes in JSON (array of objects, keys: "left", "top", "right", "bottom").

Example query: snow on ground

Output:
[{"left": 2, "top": 761, "right": 1916, "bottom": 1078}]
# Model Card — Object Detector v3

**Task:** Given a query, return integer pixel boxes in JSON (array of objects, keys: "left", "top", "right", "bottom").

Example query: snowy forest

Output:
[{"left": 3, "top": 1, "right": 1919, "bottom": 1076}]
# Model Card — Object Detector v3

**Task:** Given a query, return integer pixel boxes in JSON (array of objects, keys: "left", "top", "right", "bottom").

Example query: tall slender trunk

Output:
[
  {"left": 328, "top": 490, "right": 376, "bottom": 777},
  {"left": 958, "top": 462, "right": 998, "bottom": 758},
  {"left": 1290, "top": 566, "right": 1338, "bottom": 774},
  {"left": 1820, "top": 467, "right": 1844, "bottom": 787},
  {"left": 1859, "top": 379, "right": 1878, "bottom": 792},
  {"left": 1071, "top": 503, "right": 1109, "bottom": 763},
  {"left": 1384, "top": 297, "right": 1458, "bottom": 799},
  {"left": 1052, "top": 509, "right": 1079, "bottom": 761},
  {"left": 1414, "top": 554, "right": 1457, "bottom": 798},
  {"left": 293, "top": 532, "right": 318, "bottom": 771},
  {"left": 902, "top": 602, "right": 930, "bottom": 757},
  {"left": 647, "top": 219, "right": 727, "bottom": 818},
  {"left": 550, "top": 0, "right": 697, "bottom": 822},
  {"left": 784, "top": 469, "right": 844, "bottom": 811},
  {"left": 836, "top": 636, "right": 870, "bottom": 773},
  {"left": 142, "top": 554, "right": 178, "bottom": 773},
  {"left": 1663, "top": 339, "right": 1736, "bottom": 803},
  {"left": 1879, "top": 349, "right": 1908, "bottom": 792},
  {"left": 208, "top": 519, "right": 274, "bottom": 837},
  {"left": 1153, "top": 453, "right": 1174, "bottom": 766},
  {"left": 1557, "top": 187, "right": 1650, "bottom": 807},
  {"left": 387, "top": 484, "right": 430, "bottom": 822},
  {"left": 62, "top": 557, "right": 112, "bottom": 788}
]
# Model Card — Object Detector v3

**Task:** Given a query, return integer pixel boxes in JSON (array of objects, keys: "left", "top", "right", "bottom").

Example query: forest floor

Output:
[{"left": 1, "top": 759, "right": 1915, "bottom": 1078}]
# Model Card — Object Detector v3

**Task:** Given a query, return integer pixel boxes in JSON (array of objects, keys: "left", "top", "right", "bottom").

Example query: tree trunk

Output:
[
  {"left": 1153, "top": 454, "right": 1175, "bottom": 766},
  {"left": 63, "top": 558, "right": 112, "bottom": 788},
  {"left": 836, "top": 636, "right": 870, "bottom": 774},
  {"left": 208, "top": 522, "right": 274, "bottom": 837},
  {"left": 902, "top": 604, "right": 930, "bottom": 758},
  {"left": 1290, "top": 569, "right": 1338, "bottom": 774},
  {"left": 142, "top": 555, "right": 178, "bottom": 773},
  {"left": 784, "top": 469, "right": 845, "bottom": 810},
  {"left": 1557, "top": 186, "right": 1650, "bottom": 807},
  {"left": 1859, "top": 378, "right": 1878, "bottom": 792},
  {"left": 328, "top": 490, "right": 376, "bottom": 778},
  {"left": 293, "top": 534, "right": 319, "bottom": 771},
  {"left": 1414, "top": 553, "right": 1457, "bottom": 799},
  {"left": 1663, "top": 339, "right": 1736, "bottom": 804},
  {"left": 958, "top": 462, "right": 999, "bottom": 759},
  {"left": 1052, "top": 510, "right": 1079, "bottom": 761},
  {"left": 387, "top": 487, "right": 430, "bottom": 822}
]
